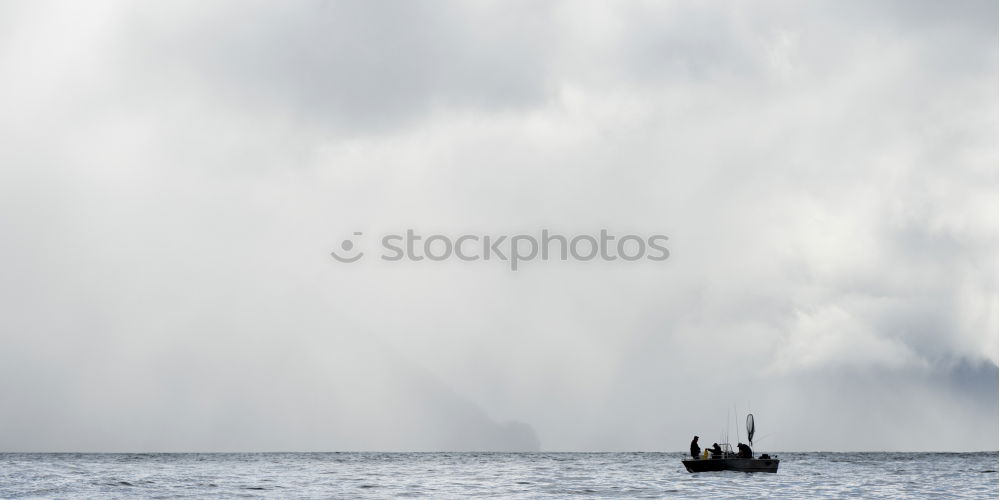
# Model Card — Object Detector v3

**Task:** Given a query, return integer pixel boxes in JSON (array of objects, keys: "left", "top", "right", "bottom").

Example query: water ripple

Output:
[{"left": 0, "top": 452, "right": 995, "bottom": 499}]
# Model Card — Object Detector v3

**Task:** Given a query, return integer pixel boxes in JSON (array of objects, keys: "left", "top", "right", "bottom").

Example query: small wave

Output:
[{"left": 102, "top": 480, "right": 136, "bottom": 487}]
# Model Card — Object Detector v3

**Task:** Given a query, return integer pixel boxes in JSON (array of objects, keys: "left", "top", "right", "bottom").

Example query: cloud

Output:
[
  {"left": 0, "top": 0, "right": 995, "bottom": 451},
  {"left": 114, "top": 1, "right": 556, "bottom": 135}
]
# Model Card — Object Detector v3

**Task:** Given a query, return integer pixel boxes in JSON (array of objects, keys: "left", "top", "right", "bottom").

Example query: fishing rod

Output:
[{"left": 735, "top": 405, "right": 741, "bottom": 446}]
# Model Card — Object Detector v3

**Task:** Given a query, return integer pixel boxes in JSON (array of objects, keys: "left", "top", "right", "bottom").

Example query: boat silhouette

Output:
[{"left": 682, "top": 413, "right": 780, "bottom": 473}]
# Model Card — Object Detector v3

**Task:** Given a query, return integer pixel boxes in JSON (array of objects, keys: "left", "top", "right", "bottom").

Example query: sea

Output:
[{"left": 0, "top": 452, "right": 996, "bottom": 499}]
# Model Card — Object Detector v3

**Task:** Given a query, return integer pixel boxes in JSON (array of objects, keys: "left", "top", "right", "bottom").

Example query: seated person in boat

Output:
[
  {"left": 710, "top": 443, "right": 723, "bottom": 458},
  {"left": 737, "top": 442, "right": 753, "bottom": 458}
]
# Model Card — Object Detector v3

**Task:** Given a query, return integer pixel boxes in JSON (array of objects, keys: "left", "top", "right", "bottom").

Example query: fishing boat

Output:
[{"left": 682, "top": 414, "right": 780, "bottom": 473}]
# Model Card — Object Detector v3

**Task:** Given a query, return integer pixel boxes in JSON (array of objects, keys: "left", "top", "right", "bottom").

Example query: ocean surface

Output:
[{"left": 0, "top": 452, "right": 996, "bottom": 499}]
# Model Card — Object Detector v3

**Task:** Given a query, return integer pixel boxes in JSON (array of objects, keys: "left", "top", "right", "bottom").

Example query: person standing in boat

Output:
[{"left": 690, "top": 436, "right": 700, "bottom": 459}]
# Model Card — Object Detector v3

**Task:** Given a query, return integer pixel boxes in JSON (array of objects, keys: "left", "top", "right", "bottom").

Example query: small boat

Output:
[
  {"left": 682, "top": 449, "right": 780, "bottom": 473},
  {"left": 682, "top": 414, "right": 780, "bottom": 473}
]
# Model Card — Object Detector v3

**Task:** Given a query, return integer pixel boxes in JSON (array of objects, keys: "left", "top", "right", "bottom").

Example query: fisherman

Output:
[
  {"left": 710, "top": 443, "right": 723, "bottom": 459},
  {"left": 690, "top": 436, "right": 700, "bottom": 459},
  {"left": 737, "top": 442, "right": 752, "bottom": 458}
]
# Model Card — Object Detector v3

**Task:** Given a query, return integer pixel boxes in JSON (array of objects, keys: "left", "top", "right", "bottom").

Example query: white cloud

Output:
[{"left": 0, "top": 0, "right": 994, "bottom": 451}]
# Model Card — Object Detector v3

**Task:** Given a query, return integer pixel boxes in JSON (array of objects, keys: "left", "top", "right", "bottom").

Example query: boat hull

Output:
[{"left": 682, "top": 457, "right": 779, "bottom": 473}]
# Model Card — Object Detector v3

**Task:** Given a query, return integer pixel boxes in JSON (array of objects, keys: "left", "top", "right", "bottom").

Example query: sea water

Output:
[{"left": 0, "top": 452, "right": 996, "bottom": 499}]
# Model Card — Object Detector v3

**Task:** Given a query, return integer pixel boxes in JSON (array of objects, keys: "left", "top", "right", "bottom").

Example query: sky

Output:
[{"left": 0, "top": 0, "right": 996, "bottom": 452}]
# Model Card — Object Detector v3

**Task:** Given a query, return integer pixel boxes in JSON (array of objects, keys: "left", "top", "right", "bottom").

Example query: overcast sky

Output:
[{"left": 0, "top": 0, "right": 996, "bottom": 452}]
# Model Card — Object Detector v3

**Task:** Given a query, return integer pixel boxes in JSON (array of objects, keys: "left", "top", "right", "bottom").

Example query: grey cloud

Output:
[
  {"left": 0, "top": 0, "right": 994, "bottom": 452},
  {"left": 117, "top": 1, "right": 555, "bottom": 134}
]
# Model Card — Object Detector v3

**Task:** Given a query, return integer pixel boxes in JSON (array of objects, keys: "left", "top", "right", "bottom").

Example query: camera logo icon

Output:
[{"left": 330, "top": 232, "right": 364, "bottom": 263}]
